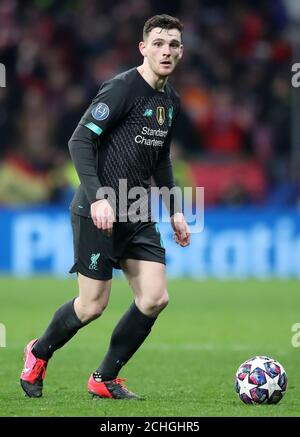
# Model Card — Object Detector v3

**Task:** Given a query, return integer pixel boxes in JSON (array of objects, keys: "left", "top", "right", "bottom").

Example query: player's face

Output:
[{"left": 141, "top": 28, "right": 183, "bottom": 77}]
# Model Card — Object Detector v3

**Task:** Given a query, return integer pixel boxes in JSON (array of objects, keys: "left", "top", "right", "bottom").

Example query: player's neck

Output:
[{"left": 137, "top": 65, "right": 168, "bottom": 92}]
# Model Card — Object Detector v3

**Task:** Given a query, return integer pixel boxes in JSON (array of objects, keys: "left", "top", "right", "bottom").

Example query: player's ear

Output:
[
  {"left": 139, "top": 41, "right": 147, "bottom": 57},
  {"left": 178, "top": 45, "right": 184, "bottom": 60}
]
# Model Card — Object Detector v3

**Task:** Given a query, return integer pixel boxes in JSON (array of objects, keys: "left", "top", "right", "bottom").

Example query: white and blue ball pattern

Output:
[{"left": 235, "top": 356, "right": 288, "bottom": 404}]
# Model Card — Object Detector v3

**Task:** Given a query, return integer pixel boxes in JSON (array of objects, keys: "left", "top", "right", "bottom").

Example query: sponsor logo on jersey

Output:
[
  {"left": 143, "top": 109, "right": 153, "bottom": 117},
  {"left": 156, "top": 107, "right": 165, "bottom": 125},
  {"left": 135, "top": 126, "right": 168, "bottom": 147},
  {"left": 91, "top": 103, "right": 109, "bottom": 121}
]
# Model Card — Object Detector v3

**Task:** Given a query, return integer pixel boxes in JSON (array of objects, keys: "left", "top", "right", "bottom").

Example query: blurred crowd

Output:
[{"left": 0, "top": 0, "right": 298, "bottom": 207}]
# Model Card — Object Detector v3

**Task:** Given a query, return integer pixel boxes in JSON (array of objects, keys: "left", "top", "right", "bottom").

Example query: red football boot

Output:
[
  {"left": 88, "top": 372, "right": 143, "bottom": 400},
  {"left": 20, "top": 339, "right": 48, "bottom": 398}
]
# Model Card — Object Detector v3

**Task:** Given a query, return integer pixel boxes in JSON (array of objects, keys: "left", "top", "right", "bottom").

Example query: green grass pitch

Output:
[{"left": 0, "top": 277, "right": 300, "bottom": 417}]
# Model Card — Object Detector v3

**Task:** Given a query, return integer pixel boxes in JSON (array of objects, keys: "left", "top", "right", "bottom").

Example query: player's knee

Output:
[
  {"left": 79, "top": 301, "right": 108, "bottom": 323},
  {"left": 155, "top": 292, "right": 169, "bottom": 311},
  {"left": 85, "top": 304, "right": 105, "bottom": 322},
  {"left": 138, "top": 291, "right": 169, "bottom": 315}
]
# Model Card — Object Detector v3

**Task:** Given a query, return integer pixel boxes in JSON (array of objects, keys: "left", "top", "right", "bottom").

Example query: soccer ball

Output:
[{"left": 235, "top": 356, "right": 288, "bottom": 404}]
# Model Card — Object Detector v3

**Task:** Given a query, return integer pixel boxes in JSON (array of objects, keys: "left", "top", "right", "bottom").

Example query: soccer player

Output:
[{"left": 20, "top": 14, "right": 190, "bottom": 399}]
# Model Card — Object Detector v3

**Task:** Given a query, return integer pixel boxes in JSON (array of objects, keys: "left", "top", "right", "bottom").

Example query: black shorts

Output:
[{"left": 69, "top": 213, "right": 166, "bottom": 280}]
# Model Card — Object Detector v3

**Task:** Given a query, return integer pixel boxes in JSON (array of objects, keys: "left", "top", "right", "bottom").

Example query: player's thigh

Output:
[
  {"left": 121, "top": 259, "right": 167, "bottom": 301},
  {"left": 77, "top": 272, "right": 112, "bottom": 308}
]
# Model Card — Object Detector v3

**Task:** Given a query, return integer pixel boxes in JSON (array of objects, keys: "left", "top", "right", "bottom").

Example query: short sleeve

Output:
[{"left": 79, "top": 79, "right": 130, "bottom": 136}]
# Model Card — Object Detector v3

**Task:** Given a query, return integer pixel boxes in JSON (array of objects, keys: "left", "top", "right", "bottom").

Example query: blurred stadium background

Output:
[
  {"left": 0, "top": 0, "right": 300, "bottom": 278},
  {"left": 1, "top": 0, "right": 300, "bottom": 417}
]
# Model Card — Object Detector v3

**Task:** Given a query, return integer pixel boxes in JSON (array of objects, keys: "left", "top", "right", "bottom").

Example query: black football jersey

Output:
[{"left": 70, "top": 67, "right": 180, "bottom": 220}]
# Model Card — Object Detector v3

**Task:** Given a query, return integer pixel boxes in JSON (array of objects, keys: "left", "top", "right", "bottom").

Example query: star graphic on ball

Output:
[
  {"left": 248, "top": 356, "right": 270, "bottom": 373},
  {"left": 238, "top": 377, "right": 257, "bottom": 399},
  {"left": 259, "top": 373, "right": 282, "bottom": 398}
]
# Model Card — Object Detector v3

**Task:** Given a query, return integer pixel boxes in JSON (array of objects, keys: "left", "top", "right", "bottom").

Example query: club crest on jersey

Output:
[
  {"left": 91, "top": 102, "right": 109, "bottom": 121},
  {"left": 156, "top": 107, "right": 165, "bottom": 126}
]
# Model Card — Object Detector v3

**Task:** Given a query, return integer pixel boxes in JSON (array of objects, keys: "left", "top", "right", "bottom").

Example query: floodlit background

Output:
[
  {"left": 0, "top": 0, "right": 300, "bottom": 277},
  {"left": 0, "top": 0, "right": 300, "bottom": 417}
]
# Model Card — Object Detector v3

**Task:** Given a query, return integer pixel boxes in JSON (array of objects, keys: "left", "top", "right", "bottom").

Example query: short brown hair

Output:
[{"left": 143, "top": 14, "right": 183, "bottom": 40}]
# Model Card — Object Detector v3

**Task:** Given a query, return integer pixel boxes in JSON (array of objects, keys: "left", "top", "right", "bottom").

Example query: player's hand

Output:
[
  {"left": 91, "top": 199, "right": 115, "bottom": 237},
  {"left": 170, "top": 212, "right": 191, "bottom": 247}
]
